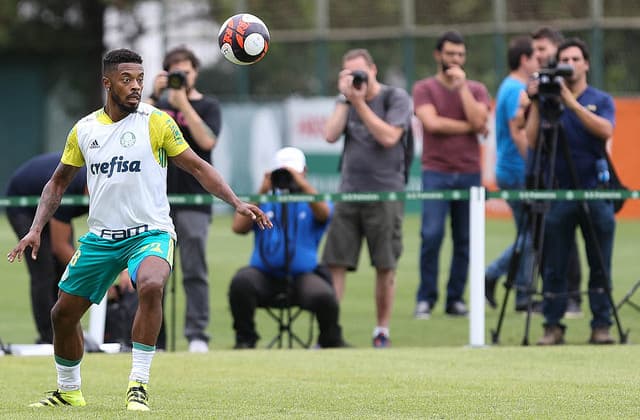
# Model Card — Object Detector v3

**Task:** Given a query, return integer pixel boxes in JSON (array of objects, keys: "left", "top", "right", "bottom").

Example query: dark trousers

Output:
[
  {"left": 8, "top": 211, "right": 62, "bottom": 344},
  {"left": 172, "top": 209, "right": 211, "bottom": 343},
  {"left": 228, "top": 266, "right": 343, "bottom": 347}
]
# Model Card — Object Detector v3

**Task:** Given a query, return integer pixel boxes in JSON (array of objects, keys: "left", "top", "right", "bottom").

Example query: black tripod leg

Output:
[
  {"left": 491, "top": 207, "right": 530, "bottom": 344},
  {"left": 557, "top": 127, "right": 628, "bottom": 344},
  {"left": 577, "top": 202, "right": 628, "bottom": 343}
]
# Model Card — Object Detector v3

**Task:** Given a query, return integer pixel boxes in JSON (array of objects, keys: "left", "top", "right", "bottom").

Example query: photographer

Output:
[
  {"left": 526, "top": 38, "right": 616, "bottom": 345},
  {"left": 528, "top": 27, "right": 584, "bottom": 319},
  {"left": 228, "top": 147, "right": 347, "bottom": 349},
  {"left": 148, "top": 46, "right": 221, "bottom": 353},
  {"left": 322, "top": 48, "right": 412, "bottom": 348}
]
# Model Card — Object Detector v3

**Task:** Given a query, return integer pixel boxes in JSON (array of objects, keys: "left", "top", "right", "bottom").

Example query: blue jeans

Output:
[
  {"left": 417, "top": 170, "right": 480, "bottom": 306},
  {"left": 485, "top": 178, "right": 534, "bottom": 306},
  {"left": 542, "top": 200, "right": 615, "bottom": 328}
]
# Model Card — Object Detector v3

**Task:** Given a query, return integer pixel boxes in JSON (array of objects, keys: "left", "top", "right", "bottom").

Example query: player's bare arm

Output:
[
  {"left": 171, "top": 148, "right": 272, "bottom": 229},
  {"left": 7, "top": 163, "right": 80, "bottom": 262}
]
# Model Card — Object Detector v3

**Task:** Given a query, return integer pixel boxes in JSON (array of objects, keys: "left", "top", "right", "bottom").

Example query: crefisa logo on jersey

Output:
[
  {"left": 90, "top": 156, "right": 141, "bottom": 178},
  {"left": 120, "top": 131, "right": 136, "bottom": 148}
]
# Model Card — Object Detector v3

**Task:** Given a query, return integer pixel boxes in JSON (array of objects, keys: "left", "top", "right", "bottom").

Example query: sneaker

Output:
[
  {"left": 126, "top": 381, "right": 149, "bottom": 411},
  {"left": 536, "top": 325, "right": 565, "bottom": 345},
  {"left": 589, "top": 327, "right": 615, "bottom": 345},
  {"left": 445, "top": 301, "right": 468, "bottom": 316},
  {"left": 485, "top": 275, "right": 498, "bottom": 309},
  {"left": 372, "top": 333, "right": 391, "bottom": 348},
  {"left": 29, "top": 389, "right": 86, "bottom": 407},
  {"left": 188, "top": 339, "right": 209, "bottom": 353},
  {"left": 564, "top": 299, "right": 583, "bottom": 319},
  {"left": 515, "top": 300, "right": 542, "bottom": 314},
  {"left": 414, "top": 301, "right": 431, "bottom": 319}
]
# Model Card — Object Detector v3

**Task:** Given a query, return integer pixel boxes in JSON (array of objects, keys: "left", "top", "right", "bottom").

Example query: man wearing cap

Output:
[{"left": 228, "top": 147, "right": 347, "bottom": 349}]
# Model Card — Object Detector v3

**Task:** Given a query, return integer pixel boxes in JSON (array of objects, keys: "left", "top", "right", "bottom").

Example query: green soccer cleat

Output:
[
  {"left": 29, "top": 389, "right": 86, "bottom": 407},
  {"left": 126, "top": 381, "right": 150, "bottom": 411}
]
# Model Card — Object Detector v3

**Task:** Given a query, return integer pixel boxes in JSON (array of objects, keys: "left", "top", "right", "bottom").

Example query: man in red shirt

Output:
[{"left": 412, "top": 31, "right": 491, "bottom": 319}]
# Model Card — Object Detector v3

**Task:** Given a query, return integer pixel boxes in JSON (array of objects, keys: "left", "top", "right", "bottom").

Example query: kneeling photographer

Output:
[
  {"left": 526, "top": 38, "right": 616, "bottom": 345},
  {"left": 228, "top": 147, "right": 347, "bottom": 349}
]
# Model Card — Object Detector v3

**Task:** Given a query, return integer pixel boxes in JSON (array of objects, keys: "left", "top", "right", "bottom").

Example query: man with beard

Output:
[
  {"left": 8, "top": 48, "right": 272, "bottom": 411},
  {"left": 148, "top": 47, "right": 221, "bottom": 352}
]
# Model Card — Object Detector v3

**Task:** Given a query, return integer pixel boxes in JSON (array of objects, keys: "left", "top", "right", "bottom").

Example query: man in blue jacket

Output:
[{"left": 228, "top": 147, "right": 346, "bottom": 349}]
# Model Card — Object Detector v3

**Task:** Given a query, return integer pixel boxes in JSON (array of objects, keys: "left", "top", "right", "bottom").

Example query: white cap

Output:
[{"left": 271, "top": 147, "right": 306, "bottom": 173}]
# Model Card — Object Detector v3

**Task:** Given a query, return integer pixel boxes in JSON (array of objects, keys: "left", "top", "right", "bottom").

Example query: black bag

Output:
[
  {"left": 339, "top": 87, "right": 414, "bottom": 184},
  {"left": 603, "top": 153, "right": 628, "bottom": 213}
]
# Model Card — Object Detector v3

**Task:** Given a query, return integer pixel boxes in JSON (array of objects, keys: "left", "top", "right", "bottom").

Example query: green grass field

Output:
[{"left": 1, "top": 213, "right": 639, "bottom": 418}]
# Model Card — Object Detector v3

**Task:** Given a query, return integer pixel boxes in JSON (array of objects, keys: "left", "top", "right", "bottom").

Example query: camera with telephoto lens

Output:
[
  {"left": 351, "top": 70, "right": 368, "bottom": 89},
  {"left": 270, "top": 168, "right": 298, "bottom": 191},
  {"left": 167, "top": 71, "right": 186, "bottom": 89}
]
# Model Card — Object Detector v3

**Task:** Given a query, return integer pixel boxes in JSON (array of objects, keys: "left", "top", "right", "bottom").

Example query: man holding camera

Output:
[
  {"left": 412, "top": 31, "right": 490, "bottom": 319},
  {"left": 526, "top": 38, "right": 616, "bottom": 345},
  {"left": 528, "top": 27, "right": 584, "bottom": 319},
  {"left": 148, "top": 46, "right": 221, "bottom": 353},
  {"left": 228, "top": 147, "right": 347, "bottom": 349},
  {"left": 322, "top": 48, "right": 412, "bottom": 348}
]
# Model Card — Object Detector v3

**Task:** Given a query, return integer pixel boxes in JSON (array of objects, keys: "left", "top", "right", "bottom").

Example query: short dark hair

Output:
[
  {"left": 342, "top": 48, "right": 375, "bottom": 66},
  {"left": 103, "top": 49, "right": 143, "bottom": 74},
  {"left": 530, "top": 27, "right": 564, "bottom": 46},
  {"left": 163, "top": 46, "right": 200, "bottom": 71},
  {"left": 507, "top": 36, "right": 533, "bottom": 71},
  {"left": 436, "top": 31, "right": 464, "bottom": 51},
  {"left": 557, "top": 37, "right": 590, "bottom": 62}
]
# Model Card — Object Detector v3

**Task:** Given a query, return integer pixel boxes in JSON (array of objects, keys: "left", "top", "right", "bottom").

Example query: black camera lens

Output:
[
  {"left": 351, "top": 70, "right": 368, "bottom": 89},
  {"left": 167, "top": 71, "right": 186, "bottom": 89},
  {"left": 271, "top": 168, "right": 298, "bottom": 191}
]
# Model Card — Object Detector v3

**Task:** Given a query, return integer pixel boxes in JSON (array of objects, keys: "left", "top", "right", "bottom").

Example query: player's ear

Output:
[{"left": 102, "top": 76, "right": 111, "bottom": 91}]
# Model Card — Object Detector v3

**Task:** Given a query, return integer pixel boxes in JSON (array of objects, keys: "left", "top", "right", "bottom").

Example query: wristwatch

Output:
[{"left": 336, "top": 93, "right": 350, "bottom": 105}]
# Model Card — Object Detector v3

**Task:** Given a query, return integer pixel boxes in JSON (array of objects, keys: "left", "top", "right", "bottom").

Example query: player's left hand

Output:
[{"left": 236, "top": 203, "right": 273, "bottom": 230}]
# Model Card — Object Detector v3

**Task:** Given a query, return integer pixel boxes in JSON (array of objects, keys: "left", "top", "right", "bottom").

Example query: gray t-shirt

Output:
[{"left": 340, "top": 85, "right": 412, "bottom": 192}]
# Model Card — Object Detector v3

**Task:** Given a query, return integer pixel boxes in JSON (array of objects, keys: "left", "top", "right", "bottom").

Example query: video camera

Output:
[
  {"left": 167, "top": 71, "right": 186, "bottom": 89},
  {"left": 270, "top": 168, "right": 298, "bottom": 191},
  {"left": 535, "top": 60, "right": 574, "bottom": 97},
  {"left": 534, "top": 60, "right": 574, "bottom": 121}
]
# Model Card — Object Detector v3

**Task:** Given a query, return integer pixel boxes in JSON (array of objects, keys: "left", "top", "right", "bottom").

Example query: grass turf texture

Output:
[{"left": 1, "top": 213, "right": 639, "bottom": 417}]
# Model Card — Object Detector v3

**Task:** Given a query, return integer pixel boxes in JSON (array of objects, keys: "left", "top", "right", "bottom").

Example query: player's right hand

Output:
[{"left": 7, "top": 231, "right": 41, "bottom": 263}]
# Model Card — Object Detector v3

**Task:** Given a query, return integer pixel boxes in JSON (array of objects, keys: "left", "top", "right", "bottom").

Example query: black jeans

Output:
[
  {"left": 228, "top": 266, "right": 343, "bottom": 347},
  {"left": 8, "top": 211, "right": 63, "bottom": 344}
]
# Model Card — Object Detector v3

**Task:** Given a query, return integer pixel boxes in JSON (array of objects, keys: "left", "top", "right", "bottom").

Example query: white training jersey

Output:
[{"left": 61, "top": 102, "right": 189, "bottom": 240}]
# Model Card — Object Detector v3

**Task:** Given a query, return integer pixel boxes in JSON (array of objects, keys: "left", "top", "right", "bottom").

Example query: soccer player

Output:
[{"left": 7, "top": 48, "right": 271, "bottom": 411}]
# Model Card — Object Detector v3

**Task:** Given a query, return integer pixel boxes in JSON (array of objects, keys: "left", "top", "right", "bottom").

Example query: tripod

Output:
[
  {"left": 263, "top": 192, "right": 313, "bottom": 349},
  {"left": 491, "top": 94, "right": 628, "bottom": 345}
]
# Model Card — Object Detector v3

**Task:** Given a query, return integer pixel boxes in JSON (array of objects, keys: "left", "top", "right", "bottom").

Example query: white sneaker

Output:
[
  {"left": 188, "top": 339, "right": 209, "bottom": 353},
  {"left": 414, "top": 301, "right": 431, "bottom": 319}
]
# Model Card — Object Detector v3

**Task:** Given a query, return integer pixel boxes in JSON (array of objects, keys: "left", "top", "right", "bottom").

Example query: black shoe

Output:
[
  {"left": 233, "top": 340, "right": 256, "bottom": 349},
  {"left": 445, "top": 301, "right": 468, "bottom": 316},
  {"left": 485, "top": 275, "right": 498, "bottom": 309}
]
